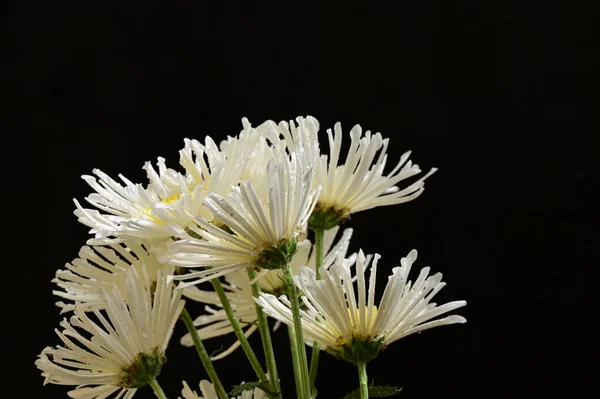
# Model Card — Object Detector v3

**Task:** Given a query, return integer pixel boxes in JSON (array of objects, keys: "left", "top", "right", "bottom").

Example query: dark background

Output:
[{"left": 6, "top": 1, "right": 592, "bottom": 398}]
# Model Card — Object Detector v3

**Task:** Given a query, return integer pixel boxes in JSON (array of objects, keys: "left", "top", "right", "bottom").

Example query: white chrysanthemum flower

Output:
[
  {"left": 74, "top": 120, "right": 260, "bottom": 243},
  {"left": 73, "top": 157, "right": 202, "bottom": 243},
  {"left": 180, "top": 227, "right": 354, "bottom": 359},
  {"left": 310, "top": 122, "right": 437, "bottom": 229},
  {"left": 36, "top": 266, "right": 184, "bottom": 398},
  {"left": 53, "top": 240, "right": 163, "bottom": 313},
  {"left": 163, "top": 149, "right": 321, "bottom": 288},
  {"left": 179, "top": 380, "right": 268, "bottom": 399},
  {"left": 255, "top": 116, "right": 320, "bottom": 173},
  {"left": 179, "top": 119, "right": 262, "bottom": 224},
  {"left": 255, "top": 250, "right": 466, "bottom": 364}
]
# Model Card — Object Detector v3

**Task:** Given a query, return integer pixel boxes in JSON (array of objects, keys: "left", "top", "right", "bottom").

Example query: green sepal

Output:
[
  {"left": 256, "top": 239, "right": 297, "bottom": 270},
  {"left": 119, "top": 348, "right": 166, "bottom": 388},
  {"left": 328, "top": 335, "right": 386, "bottom": 365},
  {"left": 308, "top": 205, "right": 348, "bottom": 231}
]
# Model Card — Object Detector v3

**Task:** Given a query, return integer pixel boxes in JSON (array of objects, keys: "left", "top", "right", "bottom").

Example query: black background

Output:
[{"left": 6, "top": 2, "right": 592, "bottom": 398}]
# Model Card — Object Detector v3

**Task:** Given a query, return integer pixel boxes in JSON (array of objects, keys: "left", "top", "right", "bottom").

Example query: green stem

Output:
[
  {"left": 287, "top": 324, "right": 303, "bottom": 399},
  {"left": 309, "top": 228, "right": 324, "bottom": 390},
  {"left": 210, "top": 277, "right": 268, "bottom": 384},
  {"left": 314, "top": 228, "right": 324, "bottom": 280},
  {"left": 357, "top": 361, "right": 369, "bottom": 399},
  {"left": 308, "top": 342, "right": 319, "bottom": 398},
  {"left": 247, "top": 268, "right": 282, "bottom": 398},
  {"left": 283, "top": 263, "right": 311, "bottom": 399},
  {"left": 179, "top": 307, "right": 228, "bottom": 399},
  {"left": 148, "top": 378, "right": 168, "bottom": 399}
]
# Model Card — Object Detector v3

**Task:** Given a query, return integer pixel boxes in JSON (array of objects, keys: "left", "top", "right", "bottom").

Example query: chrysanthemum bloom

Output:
[
  {"left": 73, "top": 157, "right": 204, "bottom": 243},
  {"left": 36, "top": 266, "right": 184, "bottom": 399},
  {"left": 179, "top": 119, "right": 263, "bottom": 225},
  {"left": 308, "top": 122, "right": 437, "bottom": 230},
  {"left": 163, "top": 148, "right": 321, "bottom": 288},
  {"left": 255, "top": 250, "right": 466, "bottom": 365},
  {"left": 53, "top": 240, "right": 163, "bottom": 312},
  {"left": 74, "top": 119, "right": 260, "bottom": 244},
  {"left": 254, "top": 116, "right": 320, "bottom": 177},
  {"left": 180, "top": 227, "right": 354, "bottom": 359},
  {"left": 179, "top": 380, "right": 267, "bottom": 399}
]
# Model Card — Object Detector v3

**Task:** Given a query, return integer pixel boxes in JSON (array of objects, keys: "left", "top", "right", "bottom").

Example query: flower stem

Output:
[
  {"left": 309, "top": 227, "right": 324, "bottom": 390},
  {"left": 247, "top": 268, "right": 282, "bottom": 398},
  {"left": 357, "top": 361, "right": 369, "bottom": 399},
  {"left": 148, "top": 378, "right": 168, "bottom": 399},
  {"left": 314, "top": 228, "right": 324, "bottom": 280},
  {"left": 179, "top": 307, "right": 228, "bottom": 399},
  {"left": 287, "top": 324, "right": 303, "bottom": 399},
  {"left": 283, "top": 262, "right": 311, "bottom": 399},
  {"left": 210, "top": 277, "right": 269, "bottom": 384}
]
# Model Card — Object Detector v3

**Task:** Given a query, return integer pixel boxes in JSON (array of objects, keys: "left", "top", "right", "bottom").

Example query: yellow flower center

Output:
[
  {"left": 326, "top": 306, "right": 379, "bottom": 346},
  {"left": 142, "top": 207, "right": 165, "bottom": 225},
  {"left": 348, "top": 305, "right": 379, "bottom": 333},
  {"left": 161, "top": 193, "right": 181, "bottom": 204},
  {"left": 141, "top": 193, "right": 182, "bottom": 225}
]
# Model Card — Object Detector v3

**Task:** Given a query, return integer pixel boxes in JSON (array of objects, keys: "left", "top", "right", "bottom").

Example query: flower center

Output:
[
  {"left": 161, "top": 193, "right": 181, "bottom": 204},
  {"left": 142, "top": 207, "right": 165, "bottom": 225},
  {"left": 347, "top": 306, "right": 379, "bottom": 333},
  {"left": 141, "top": 193, "right": 182, "bottom": 225}
]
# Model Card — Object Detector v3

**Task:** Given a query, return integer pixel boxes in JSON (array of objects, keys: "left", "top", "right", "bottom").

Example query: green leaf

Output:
[
  {"left": 208, "top": 345, "right": 224, "bottom": 358},
  {"left": 341, "top": 385, "right": 403, "bottom": 399},
  {"left": 229, "top": 380, "right": 274, "bottom": 396},
  {"left": 368, "top": 386, "right": 403, "bottom": 397}
]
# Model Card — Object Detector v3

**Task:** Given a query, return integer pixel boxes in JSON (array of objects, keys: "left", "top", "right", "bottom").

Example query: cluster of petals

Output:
[
  {"left": 53, "top": 240, "right": 163, "bottom": 312},
  {"left": 74, "top": 119, "right": 264, "bottom": 243},
  {"left": 256, "top": 250, "right": 466, "bottom": 353},
  {"left": 313, "top": 122, "right": 437, "bottom": 217},
  {"left": 36, "top": 266, "right": 184, "bottom": 399}
]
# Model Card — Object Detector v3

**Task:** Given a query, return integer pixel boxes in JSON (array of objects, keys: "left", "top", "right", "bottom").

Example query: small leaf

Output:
[
  {"left": 368, "top": 385, "right": 403, "bottom": 397},
  {"left": 209, "top": 345, "right": 224, "bottom": 358},
  {"left": 342, "top": 385, "right": 403, "bottom": 399},
  {"left": 229, "top": 380, "right": 274, "bottom": 396}
]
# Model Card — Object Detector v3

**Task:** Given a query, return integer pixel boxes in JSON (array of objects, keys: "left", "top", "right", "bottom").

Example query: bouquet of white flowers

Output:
[{"left": 37, "top": 116, "right": 466, "bottom": 399}]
